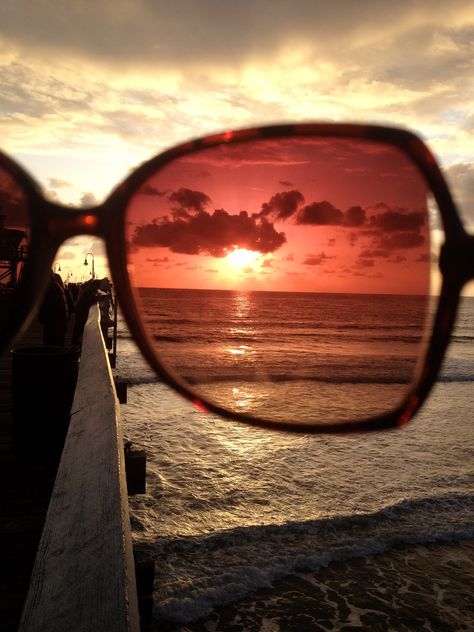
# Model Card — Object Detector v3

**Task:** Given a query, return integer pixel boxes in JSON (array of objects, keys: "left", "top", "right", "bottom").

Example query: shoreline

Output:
[{"left": 156, "top": 538, "right": 474, "bottom": 631}]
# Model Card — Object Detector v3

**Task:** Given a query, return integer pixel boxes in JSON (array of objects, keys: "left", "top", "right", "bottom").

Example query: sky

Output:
[{"left": 1, "top": 0, "right": 473, "bottom": 291}]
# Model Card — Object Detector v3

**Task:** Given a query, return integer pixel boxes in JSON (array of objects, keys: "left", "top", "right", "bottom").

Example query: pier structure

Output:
[{"left": 0, "top": 304, "right": 148, "bottom": 631}]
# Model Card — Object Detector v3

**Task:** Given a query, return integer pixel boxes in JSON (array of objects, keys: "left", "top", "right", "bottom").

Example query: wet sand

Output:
[{"left": 157, "top": 539, "right": 474, "bottom": 631}]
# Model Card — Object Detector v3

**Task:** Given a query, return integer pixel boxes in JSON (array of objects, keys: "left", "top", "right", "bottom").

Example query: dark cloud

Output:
[
  {"left": 132, "top": 205, "right": 286, "bottom": 257},
  {"left": 358, "top": 206, "right": 428, "bottom": 254},
  {"left": 303, "top": 252, "right": 333, "bottom": 266},
  {"left": 368, "top": 208, "right": 425, "bottom": 232},
  {"left": 348, "top": 232, "right": 358, "bottom": 246},
  {"left": 169, "top": 188, "right": 212, "bottom": 213},
  {"left": 279, "top": 180, "right": 294, "bottom": 187},
  {"left": 140, "top": 184, "right": 167, "bottom": 197},
  {"left": 359, "top": 248, "right": 388, "bottom": 258},
  {"left": 2, "top": 1, "right": 469, "bottom": 81},
  {"left": 354, "top": 258, "right": 375, "bottom": 268},
  {"left": 260, "top": 190, "right": 305, "bottom": 220},
  {"left": 297, "top": 200, "right": 344, "bottom": 225},
  {"left": 378, "top": 231, "right": 425, "bottom": 250},
  {"left": 416, "top": 253, "right": 434, "bottom": 263},
  {"left": 344, "top": 205, "right": 366, "bottom": 227}
]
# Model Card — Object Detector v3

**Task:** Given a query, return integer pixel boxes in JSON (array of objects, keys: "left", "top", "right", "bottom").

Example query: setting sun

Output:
[{"left": 226, "top": 248, "right": 260, "bottom": 269}]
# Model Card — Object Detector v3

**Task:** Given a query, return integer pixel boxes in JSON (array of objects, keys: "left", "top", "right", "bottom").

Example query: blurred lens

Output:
[
  {"left": 125, "top": 135, "right": 436, "bottom": 425},
  {"left": 0, "top": 166, "right": 30, "bottom": 335}
]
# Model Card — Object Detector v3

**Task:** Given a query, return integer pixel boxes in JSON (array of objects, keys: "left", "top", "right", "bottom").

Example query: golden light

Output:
[{"left": 226, "top": 248, "right": 260, "bottom": 269}]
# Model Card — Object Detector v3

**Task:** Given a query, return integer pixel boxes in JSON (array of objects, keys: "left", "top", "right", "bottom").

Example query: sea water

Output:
[{"left": 117, "top": 291, "right": 474, "bottom": 625}]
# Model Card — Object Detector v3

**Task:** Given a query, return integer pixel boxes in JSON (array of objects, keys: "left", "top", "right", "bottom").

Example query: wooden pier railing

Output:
[{"left": 18, "top": 304, "right": 140, "bottom": 632}]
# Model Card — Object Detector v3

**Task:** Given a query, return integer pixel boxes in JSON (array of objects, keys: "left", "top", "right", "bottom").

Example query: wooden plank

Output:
[{"left": 18, "top": 305, "right": 140, "bottom": 632}]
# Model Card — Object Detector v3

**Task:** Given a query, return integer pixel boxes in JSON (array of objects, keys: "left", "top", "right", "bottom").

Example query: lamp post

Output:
[
  {"left": 53, "top": 262, "right": 61, "bottom": 273},
  {"left": 83, "top": 252, "right": 95, "bottom": 279}
]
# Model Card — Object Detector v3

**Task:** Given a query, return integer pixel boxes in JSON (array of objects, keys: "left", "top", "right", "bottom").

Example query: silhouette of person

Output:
[
  {"left": 38, "top": 272, "right": 69, "bottom": 345},
  {"left": 71, "top": 279, "right": 101, "bottom": 346}
]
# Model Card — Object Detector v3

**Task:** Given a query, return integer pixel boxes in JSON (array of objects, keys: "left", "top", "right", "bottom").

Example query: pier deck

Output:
[{"left": 0, "top": 321, "right": 51, "bottom": 631}]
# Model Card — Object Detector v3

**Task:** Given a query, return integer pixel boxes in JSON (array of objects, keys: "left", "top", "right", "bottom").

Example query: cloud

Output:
[
  {"left": 57, "top": 250, "right": 76, "bottom": 260},
  {"left": 140, "top": 184, "right": 168, "bottom": 197},
  {"left": 49, "top": 177, "right": 73, "bottom": 188},
  {"left": 368, "top": 208, "right": 425, "bottom": 232},
  {"left": 1, "top": 1, "right": 473, "bottom": 241},
  {"left": 344, "top": 205, "right": 366, "bottom": 227},
  {"left": 297, "top": 200, "right": 344, "bottom": 225},
  {"left": 169, "top": 187, "right": 212, "bottom": 213},
  {"left": 2, "top": 1, "right": 471, "bottom": 75},
  {"left": 445, "top": 162, "right": 474, "bottom": 226},
  {"left": 377, "top": 232, "right": 425, "bottom": 250},
  {"left": 260, "top": 189, "right": 305, "bottom": 220},
  {"left": 354, "top": 258, "right": 375, "bottom": 268},
  {"left": 132, "top": 198, "right": 286, "bottom": 257},
  {"left": 359, "top": 248, "right": 388, "bottom": 258},
  {"left": 358, "top": 205, "right": 428, "bottom": 253},
  {"left": 390, "top": 255, "right": 408, "bottom": 263},
  {"left": 295, "top": 201, "right": 370, "bottom": 227},
  {"left": 303, "top": 251, "right": 333, "bottom": 266},
  {"left": 80, "top": 192, "right": 99, "bottom": 208},
  {"left": 1, "top": 4, "right": 472, "bottom": 226}
]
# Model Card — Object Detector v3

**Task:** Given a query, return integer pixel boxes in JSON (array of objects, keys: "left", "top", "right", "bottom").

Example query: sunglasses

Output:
[{"left": 1, "top": 123, "right": 472, "bottom": 433}]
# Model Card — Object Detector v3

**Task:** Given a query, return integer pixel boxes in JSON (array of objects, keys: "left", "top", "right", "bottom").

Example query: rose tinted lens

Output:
[
  {"left": 0, "top": 166, "right": 30, "bottom": 337},
  {"left": 125, "top": 136, "right": 435, "bottom": 425}
]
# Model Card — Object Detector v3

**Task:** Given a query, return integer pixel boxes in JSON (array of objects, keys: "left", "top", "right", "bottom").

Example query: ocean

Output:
[{"left": 116, "top": 290, "right": 474, "bottom": 630}]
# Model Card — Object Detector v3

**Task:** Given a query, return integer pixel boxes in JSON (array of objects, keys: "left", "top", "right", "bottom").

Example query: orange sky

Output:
[{"left": 126, "top": 136, "right": 431, "bottom": 294}]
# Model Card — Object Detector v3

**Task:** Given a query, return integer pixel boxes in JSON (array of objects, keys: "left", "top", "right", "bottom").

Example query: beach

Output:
[{"left": 158, "top": 540, "right": 474, "bottom": 631}]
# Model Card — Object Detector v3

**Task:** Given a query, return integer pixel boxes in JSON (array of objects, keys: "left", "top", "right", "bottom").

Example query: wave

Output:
[
  {"left": 121, "top": 368, "right": 474, "bottom": 387},
  {"left": 149, "top": 332, "right": 423, "bottom": 345},
  {"left": 147, "top": 493, "right": 474, "bottom": 624},
  {"left": 124, "top": 372, "right": 413, "bottom": 387},
  {"left": 451, "top": 334, "right": 474, "bottom": 343},
  {"left": 183, "top": 372, "right": 413, "bottom": 385}
]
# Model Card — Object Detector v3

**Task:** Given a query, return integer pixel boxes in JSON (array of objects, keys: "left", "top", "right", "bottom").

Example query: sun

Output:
[{"left": 226, "top": 248, "right": 260, "bottom": 269}]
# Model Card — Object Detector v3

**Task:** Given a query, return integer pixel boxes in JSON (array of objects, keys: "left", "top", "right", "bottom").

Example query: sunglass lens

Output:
[{"left": 125, "top": 135, "right": 435, "bottom": 426}]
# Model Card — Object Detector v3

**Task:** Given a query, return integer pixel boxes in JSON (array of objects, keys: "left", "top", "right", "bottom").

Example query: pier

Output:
[{"left": 0, "top": 305, "right": 145, "bottom": 631}]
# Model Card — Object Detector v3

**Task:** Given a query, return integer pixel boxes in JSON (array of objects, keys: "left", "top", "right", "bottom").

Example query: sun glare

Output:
[{"left": 226, "top": 248, "right": 260, "bottom": 269}]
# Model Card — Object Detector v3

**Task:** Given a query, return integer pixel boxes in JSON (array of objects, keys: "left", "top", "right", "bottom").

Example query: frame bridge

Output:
[
  {"left": 439, "top": 232, "right": 474, "bottom": 286},
  {"left": 45, "top": 201, "right": 103, "bottom": 242}
]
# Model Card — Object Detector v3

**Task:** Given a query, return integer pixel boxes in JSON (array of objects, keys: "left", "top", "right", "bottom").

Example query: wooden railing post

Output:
[{"left": 18, "top": 304, "right": 140, "bottom": 632}]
